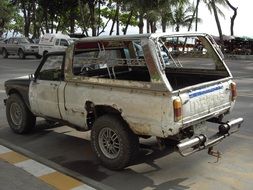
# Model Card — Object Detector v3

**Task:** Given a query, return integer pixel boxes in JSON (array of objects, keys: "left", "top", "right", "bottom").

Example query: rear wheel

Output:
[
  {"left": 2, "top": 48, "right": 8, "bottom": 58},
  {"left": 91, "top": 115, "right": 139, "bottom": 170},
  {"left": 18, "top": 49, "right": 25, "bottom": 59},
  {"left": 6, "top": 94, "right": 36, "bottom": 134}
]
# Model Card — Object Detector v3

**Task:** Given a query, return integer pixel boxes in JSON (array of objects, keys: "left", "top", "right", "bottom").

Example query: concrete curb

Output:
[{"left": 0, "top": 138, "right": 115, "bottom": 190}]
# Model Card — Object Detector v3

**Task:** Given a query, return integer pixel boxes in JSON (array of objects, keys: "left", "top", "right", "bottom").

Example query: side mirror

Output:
[{"left": 29, "top": 74, "right": 36, "bottom": 82}]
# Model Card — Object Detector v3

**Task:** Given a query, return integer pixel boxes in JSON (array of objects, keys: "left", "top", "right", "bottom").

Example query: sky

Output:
[
  {"left": 5, "top": 0, "right": 253, "bottom": 38},
  {"left": 196, "top": 0, "right": 253, "bottom": 37},
  {"left": 123, "top": 0, "right": 253, "bottom": 38}
]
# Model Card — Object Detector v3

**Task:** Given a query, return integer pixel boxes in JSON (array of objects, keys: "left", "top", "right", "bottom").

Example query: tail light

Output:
[
  {"left": 230, "top": 82, "right": 237, "bottom": 101},
  {"left": 173, "top": 98, "right": 182, "bottom": 122}
]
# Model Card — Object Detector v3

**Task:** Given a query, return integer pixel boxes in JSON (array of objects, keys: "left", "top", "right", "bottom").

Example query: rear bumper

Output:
[{"left": 177, "top": 117, "right": 244, "bottom": 156}]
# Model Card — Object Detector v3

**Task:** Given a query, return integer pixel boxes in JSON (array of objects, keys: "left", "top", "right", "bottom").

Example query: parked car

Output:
[
  {"left": 39, "top": 33, "right": 73, "bottom": 57},
  {"left": 4, "top": 33, "right": 243, "bottom": 170},
  {"left": 0, "top": 39, "right": 8, "bottom": 54},
  {"left": 1, "top": 37, "right": 41, "bottom": 59}
]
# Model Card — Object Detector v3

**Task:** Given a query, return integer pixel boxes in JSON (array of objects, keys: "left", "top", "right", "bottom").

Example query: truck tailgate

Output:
[{"left": 179, "top": 81, "right": 232, "bottom": 125}]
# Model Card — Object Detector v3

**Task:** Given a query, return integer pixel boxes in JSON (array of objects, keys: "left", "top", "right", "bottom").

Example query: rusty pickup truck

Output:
[{"left": 4, "top": 33, "right": 243, "bottom": 170}]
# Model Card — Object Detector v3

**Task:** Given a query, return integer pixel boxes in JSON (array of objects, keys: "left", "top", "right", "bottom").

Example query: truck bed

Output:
[{"left": 165, "top": 68, "right": 229, "bottom": 90}]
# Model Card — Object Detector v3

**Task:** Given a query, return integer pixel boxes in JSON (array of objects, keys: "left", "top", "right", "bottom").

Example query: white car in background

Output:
[{"left": 39, "top": 33, "right": 73, "bottom": 56}]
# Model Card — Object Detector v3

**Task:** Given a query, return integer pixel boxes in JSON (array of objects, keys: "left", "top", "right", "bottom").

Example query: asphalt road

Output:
[{"left": 0, "top": 55, "right": 253, "bottom": 190}]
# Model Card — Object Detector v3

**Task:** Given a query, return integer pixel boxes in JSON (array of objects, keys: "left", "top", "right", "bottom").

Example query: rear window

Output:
[
  {"left": 158, "top": 36, "right": 227, "bottom": 71},
  {"left": 72, "top": 40, "right": 150, "bottom": 82},
  {"left": 157, "top": 35, "right": 230, "bottom": 90}
]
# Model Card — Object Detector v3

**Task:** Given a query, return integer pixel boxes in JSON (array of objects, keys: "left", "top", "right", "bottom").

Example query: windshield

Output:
[{"left": 19, "top": 38, "right": 30, "bottom": 44}]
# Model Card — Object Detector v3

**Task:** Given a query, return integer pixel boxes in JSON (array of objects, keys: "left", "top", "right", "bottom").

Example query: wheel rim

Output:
[
  {"left": 98, "top": 127, "right": 120, "bottom": 159},
  {"left": 10, "top": 103, "right": 23, "bottom": 126}
]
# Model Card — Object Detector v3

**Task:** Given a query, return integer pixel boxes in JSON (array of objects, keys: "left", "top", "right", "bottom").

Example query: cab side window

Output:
[
  {"left": 37, "top": 55, "right": 64, "bottom": 81},
  {"left": 60, "top": 39, "right": 68, "bottom": 47},
  {"left": 8, "top": 38, "right": 14, "bottom": 44},
  {"left": 55, "top": 39, "right": 60, "bottom": 46},
  {"left": 13, "top": 39, "right": 18, "bottom": 44}
]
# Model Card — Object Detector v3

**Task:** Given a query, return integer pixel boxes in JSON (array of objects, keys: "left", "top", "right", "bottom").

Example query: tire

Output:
[
  {"left": 18, "top": 49, "right": 25, "bottom": 59},
  {"left": 2, "top": 48, "right": 8, "bottom": 58},
  {"left": 36, "top": 54, "right": 42, "bottom": 59},
  {"left": 91, "top": 114, "right": 139, "bottom": 170},
  {"left": 43, "top": 51, "right": 48, "bottom": 57},
  {"left": 6, "top": 94, "right": 36, "bottom": 134}
]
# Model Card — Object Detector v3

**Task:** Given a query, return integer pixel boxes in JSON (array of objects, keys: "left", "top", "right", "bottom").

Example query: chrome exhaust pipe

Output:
[
  {"left": 219, "top": 117, "right": 244, "bottom": 134},
  {"left": 177, "top": 135, "right": 206, "bottom": 153}
]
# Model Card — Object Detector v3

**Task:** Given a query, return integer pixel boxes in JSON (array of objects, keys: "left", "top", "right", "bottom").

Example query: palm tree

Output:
[
  {"left": 225, "top": 0, "right": 237, "bottom": 36},
  {"left": 170, "top": 2, "right": 196, "bottom": 32},
  {"left": 158, "top": 0, "right": 189, "bottom": 32},
  {"left": 128, "top": 0, "right": 161, "bottom": 34},
  {"left": 203, "top": 0, "right": 227, "bottom": 46}
]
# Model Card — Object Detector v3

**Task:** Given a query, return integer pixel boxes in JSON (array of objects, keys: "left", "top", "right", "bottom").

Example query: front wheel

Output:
[
  {"left": 2, "top": 48, "right": 8, "bottom": 58},
  {"left": 18, "top": 49, "right": 25, "bottom": 59},
  {"left": 6, "top": 94, "right": 36, "bottom": 134},
  {"left": 91, "top": 115, "right": 139, "bottom": 170}
]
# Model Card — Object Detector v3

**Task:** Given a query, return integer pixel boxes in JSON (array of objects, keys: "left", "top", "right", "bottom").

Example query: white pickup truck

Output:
[{"left": 4, "top": 33, "right": 243, "bottom": 170}]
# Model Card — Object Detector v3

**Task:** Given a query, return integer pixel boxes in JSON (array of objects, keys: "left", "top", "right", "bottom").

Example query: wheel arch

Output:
[
  {"left": 17, "top": 48, "right": 24, "bottom": 54},
  {"left": 7, "top": 89, "right": 31, "bottom": 111},
  {"left": 2, "top": 47, "right": 8, "bottom": 55},
  {"left": 85, "top": 101, "right": 128, "bottom": 129}
]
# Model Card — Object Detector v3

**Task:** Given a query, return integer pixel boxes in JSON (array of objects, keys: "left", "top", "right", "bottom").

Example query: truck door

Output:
[{"left": 29, "top": 53, "right": 65, "bottom": 119}]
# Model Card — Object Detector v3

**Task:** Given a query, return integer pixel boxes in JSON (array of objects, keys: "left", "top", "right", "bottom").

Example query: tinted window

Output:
[
  {"left": 13, "top": 39, "right": 19, "bottom": 44},
  {"left": 60, "top": 39, "right": 68, "bottom": 46},
  {"left": 19, "top": 38, "right": 30, "bottom": 44},
  {"left": 55, "top": 39, "right": 60, "bottom": 45},
  {"left": 8, "top": 38, "right": 14, "bottom": 44}
]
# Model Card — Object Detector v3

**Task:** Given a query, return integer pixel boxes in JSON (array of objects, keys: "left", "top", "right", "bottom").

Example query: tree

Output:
[
  {"left": 14, "top": 0, "right": 33, "bottom": 37},
  {"left": 203, "top": 0, "right": 227, "bottom": 46},
  {"left": 225, "top": 0, "right": 237, "bottom": 36},
  {"left": 170, "top": 2, "right": 195, "bottom": 32},
  {"left": 159, "top": 0, "right": 188, "bottom": 32},
  {"left": 0, "top": 0, "right": 15, "bottom": 37},
  {"left": 7, "top": 11, "right": 24, "bottom": 36},
  {"left": 187, "top": 0, "right": 200, "bottom": 32},
  {"left": 124, "top": 0, "right": 157, "bottom": 34}
]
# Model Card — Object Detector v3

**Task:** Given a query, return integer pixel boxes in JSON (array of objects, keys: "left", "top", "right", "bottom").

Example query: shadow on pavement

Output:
[{"left": 0, "top": 121, "right": 191, "bottom": 190}]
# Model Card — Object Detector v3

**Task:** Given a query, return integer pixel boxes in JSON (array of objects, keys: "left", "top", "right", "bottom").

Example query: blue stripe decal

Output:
[{"left": 189, "top": 85, "right": 223, "bottom": 98}]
